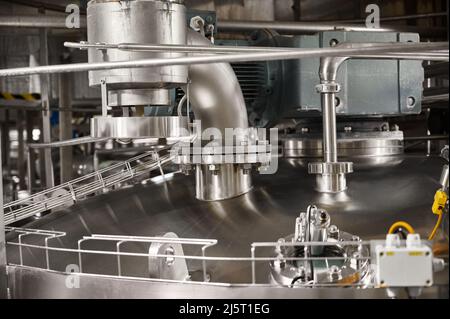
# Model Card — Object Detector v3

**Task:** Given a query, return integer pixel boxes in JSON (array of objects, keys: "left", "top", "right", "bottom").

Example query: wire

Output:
[
  {"left": 290, "top": 275, "right": 304, "bottom": 287},
  {"left": 305, "top": 205, "right": 315, "bottom": 281},
  {"left": 177, "top": 95, "right": 187, "bottom": 117},
  {"left": 388, "top": 221, "right": 415, "bottom": 235},
  {"left": 429, "top": 189, "right": 448, "bottom": 241},
  {"left": 428, "top": 212, "right": 443, "bottom": 240}
]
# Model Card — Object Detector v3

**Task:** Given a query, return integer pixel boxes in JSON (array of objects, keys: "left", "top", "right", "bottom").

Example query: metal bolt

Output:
[
  {"left": 241, "top": 163, "right": 252, "bottom": 175},
  {"left": 190, "top": 16, "right": 205, "bottom": 31},
  {"left": 407, "top": 96, "right": 416, "bottom": 108},
  {"left": 164, "top": 246, "right": 175, "bottom": 266},
  {"left": 208, "top": 164, "right": 220, "bottom": 175},
  {"left": 329, "top": 39, "right": 339, "bottom": 47},
  {"left": 328, "top": 225, "right": 339, "bottom": 239},
  {"left": 329, "top": 265, "right": 341, "bottom": 281},
  {"left": 319, "top": 211, "right": 328, "bottom": 221},
  {"left": 301, "top": 127, "right": 309, "bottom": 134}
]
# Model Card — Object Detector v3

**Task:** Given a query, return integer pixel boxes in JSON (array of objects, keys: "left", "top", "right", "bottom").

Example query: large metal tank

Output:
[
  {"left": 87, "top": 0, "right": 188, "bottom": 105},
  {"left": 5, "top": 155, "right": 448, "bottom": 298}
]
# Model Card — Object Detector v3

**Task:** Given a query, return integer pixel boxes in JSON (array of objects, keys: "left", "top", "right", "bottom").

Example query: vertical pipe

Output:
[
  {"left": 17, "top": 110, "right": 26, "bottom": 190},
  {"left": 0, "top": 110, "right": 9, "bottom": 171},
  {"left": 26, "top": 112, "right": 36, "bottom": 192},
  {"left": 58, "top": 73, "right": 73, "bottom": 183},
  {"left": 321, "top": 92, "right": 338, "bottom": 163},
  {"left": 0, "top": 132, "right": 8, "bottom": 299},
  {"left": 39, "top": 28, "right": 54, "bottom": 189}
]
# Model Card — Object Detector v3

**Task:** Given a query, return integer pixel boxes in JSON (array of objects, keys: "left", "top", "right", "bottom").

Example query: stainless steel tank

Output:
[
  {"left": 87, "top": 0, "right": 188, "bottom": 91},
  {"left": 5, "top": 155, "right": 448, "bottom": 298}
]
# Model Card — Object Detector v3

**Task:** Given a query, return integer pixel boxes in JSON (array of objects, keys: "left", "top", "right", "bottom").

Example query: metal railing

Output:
[
  {"left": 3, "top": 151, "right": 173, "bottom": 225},
  {"left": 5, "top": 226, "right": 381, "bottom": 288}
]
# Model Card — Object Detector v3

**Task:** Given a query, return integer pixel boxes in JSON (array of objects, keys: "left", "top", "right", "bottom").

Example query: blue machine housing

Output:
[{"left": 217, "top": 30, "right": 424, "bottom": 127}]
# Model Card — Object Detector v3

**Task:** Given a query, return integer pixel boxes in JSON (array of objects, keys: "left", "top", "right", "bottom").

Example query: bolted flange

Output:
[
  {"left": 308, "top": 162, "right": 353, "bottom": 175},
  {"left": 308, "top": 162, "right": 353, "bottom": 193}
]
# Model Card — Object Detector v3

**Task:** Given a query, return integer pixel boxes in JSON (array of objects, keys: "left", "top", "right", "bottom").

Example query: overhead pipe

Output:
[
  {"left": 64, "top": 41, "right": 449, "bottom": 61},
  {"left": 0, "top": 15, "right": 86, "bottom": 28},
  {"left": 0, "top": 42, "right": 447, "bottom": 78},
  {"left": 216, "top": 20, "right": 447, "bottom": 37},
  {"left": 1, "top": 14, "right": 446, "bottom": 37}
]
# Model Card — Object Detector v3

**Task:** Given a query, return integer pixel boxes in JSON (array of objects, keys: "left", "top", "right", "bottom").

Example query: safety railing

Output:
[
  {"left": 4, "top": 226, "right": 384, "bottom": 288},
  {"left": 3, "top": 151, "right": 173, "bottom": 225}
]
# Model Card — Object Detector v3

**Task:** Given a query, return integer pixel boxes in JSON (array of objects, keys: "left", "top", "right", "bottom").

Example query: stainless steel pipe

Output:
[
  {"left": 322, "top": 92, "right": 338, "bottom": 163},
  {"left": 308, "top": 51, "right": 355, "bottom": 193},
  {"left": 0, "top": 15, "right": 86, "bottom": 28},
  {"left": 64, "top": 41, "right": 449, "bottom": 61},
  {"left": 186, "top": 30, "right": 251, "bottom": 201},
  {"left": 216, "top": 20, "right": 447, "bottom": 37},
  {"left": 186, "top": 30, "right": 248, "bottom": 132},
  {"left": 1, "top": 42, "right": 447, "bottom": 78},
  {"left": 0, "top": 15, "right": 437, "bottom": 33},
  {"left": 217, "top": 20, "right": 396, "bottom": 33},
  {"left": 28, "top": 136, "right": 110, "bottom": 149}
]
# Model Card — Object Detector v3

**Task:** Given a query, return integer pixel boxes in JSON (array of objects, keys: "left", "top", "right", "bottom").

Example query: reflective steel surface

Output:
[
  {"left": 90, "top": 116, "right": 189, "bottom": 139},
  {"left": 5, "top": 155, "right": 449, "bottom": 298},
  {"left": 87, "top": 0, "right": 188, "bottom": 88},
  {"left": 195, "top": 164, "right": 253, "bottom": 201}
]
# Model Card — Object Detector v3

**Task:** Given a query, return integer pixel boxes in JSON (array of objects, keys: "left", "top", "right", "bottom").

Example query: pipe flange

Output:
[
  {"left": 91, "top": 116, "right": 189, "bottom": 139},
  {"left": 173, "top": 143, "right": 272, "bottom": 165},
  {"left": 315, "top": 83, "right": 341, "bottom": 94},
  {"left": 308, "top": 162, "right": 354, "bottom": 175}
]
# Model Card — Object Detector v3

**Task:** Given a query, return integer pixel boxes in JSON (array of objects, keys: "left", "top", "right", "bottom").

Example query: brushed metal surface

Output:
[
  {"left": 186, "top": 30, "right": 251, "bottom": 200},
  {"left": 90, "top": 116, "right": 189, "bottom": 138},
  {"left": 283, "top": 131, "right": 404, "bottom": 158},
  {"left": 7, "top": 265, "right": 447, "bottom": 299},
  {"left": 186, "top": 30, "right": 249, "bottom": 132},
  {"left": 108, "top": 89, "right": 171, "bottom": 107},
  {"left": 5, "top": 155, "right": 449, "bottom": 298},
  {"left": 195, "top": 164, "right": 253, "bottom": 201},
  {"left": 87, "top": 0, "right": 188, "bottom": 88}
]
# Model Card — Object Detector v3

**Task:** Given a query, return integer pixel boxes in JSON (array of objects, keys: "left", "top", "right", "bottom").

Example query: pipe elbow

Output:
[{"left": 186, "top": 30, "right": 248, "bottom": 131}]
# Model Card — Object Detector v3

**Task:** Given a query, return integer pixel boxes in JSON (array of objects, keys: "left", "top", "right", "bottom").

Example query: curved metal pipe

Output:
[
  {"left": 185, "top": 30, "right": 250, "bottom": 201},
  {"left": 185, "top": 30, "right": 248, "bottom": 131},
  {"left": 309, "top": 44, "right": 356, "bottom": 193}
]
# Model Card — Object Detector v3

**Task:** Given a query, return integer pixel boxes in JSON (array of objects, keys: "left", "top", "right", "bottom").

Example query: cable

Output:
[
  {"left": 290, "top": 275, "right": 304, "bottom": 287},
  {"left": 177, "top": 95, "right": 187, "bottom": 117},
  {"left": 305, "top": 205, "right": 315, "bottom": 281},
  {"left": 388, "top": 221, "right": 415, "bottom": 235},
  {"left": 428, "top": 212, "right": 443, "bottom": 240},
  {"left": 429, "top": 189, "right": 448, "bottom": 241}
]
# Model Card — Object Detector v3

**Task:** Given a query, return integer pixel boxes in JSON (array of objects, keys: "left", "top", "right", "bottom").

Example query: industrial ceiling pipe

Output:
[
  {"left": 64, "top": 41, "right": 449, "bottom": 61},
  {"left": 0, "top": 42, "right": 447, "bottom": 77},
  {"left": 1, "top": 14, "right": 445, "bottom": 37}
]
